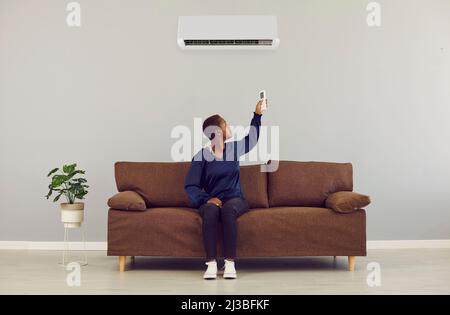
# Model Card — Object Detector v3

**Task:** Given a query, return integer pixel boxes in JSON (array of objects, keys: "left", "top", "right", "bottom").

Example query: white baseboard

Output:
[
  {"left": 367, "top": 240, "right": 450, "bottom": 249},
  {"left": 0, "top": 241, "right": 107, "bottom": 251},
  {"left": 0, "top": 240, "right": 449, "bottom": 251}
]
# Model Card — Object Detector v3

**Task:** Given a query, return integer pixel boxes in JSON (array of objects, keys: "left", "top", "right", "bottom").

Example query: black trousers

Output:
[{"left": 198, "top": 197, "right": 250, "bottom": 260}]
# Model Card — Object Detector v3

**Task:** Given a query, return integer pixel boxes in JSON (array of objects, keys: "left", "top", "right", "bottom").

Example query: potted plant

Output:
[{"left": 46, "top": 163, "right": 89, "bottom": 228}]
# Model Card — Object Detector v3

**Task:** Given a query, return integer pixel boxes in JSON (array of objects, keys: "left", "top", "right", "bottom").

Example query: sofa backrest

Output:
[
  {"left": 240, "top": 164, "right": 269, "bottom": 208},
  {"left": 268, "top": 161, "right": 353, "bottom": 207},
  {"left": 114, "top": 161, "right": 269, "bottom": 209},
  {"left": 115, "top": 161, "right": 192, "bottom": 207}
]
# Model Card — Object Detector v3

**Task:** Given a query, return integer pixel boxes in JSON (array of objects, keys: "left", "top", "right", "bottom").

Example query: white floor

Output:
[{"left": 0, "top": 249, "right": 449, "bottom": 294}]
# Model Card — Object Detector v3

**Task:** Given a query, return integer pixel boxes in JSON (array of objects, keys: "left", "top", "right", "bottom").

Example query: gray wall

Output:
[{"left": 1, "top": 0, "right": 449, "bottom": 242}]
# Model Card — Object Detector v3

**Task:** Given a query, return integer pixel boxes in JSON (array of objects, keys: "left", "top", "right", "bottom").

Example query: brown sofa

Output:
[{"left": 107, "top": 161, "right": 370, "bottom": 272}]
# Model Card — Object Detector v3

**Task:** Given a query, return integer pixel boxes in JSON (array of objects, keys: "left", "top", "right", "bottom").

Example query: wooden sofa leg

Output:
[
  {"left": 119, "top": 256, "right": 126, "bottom": 272},
  {"left": 348, "top": 256, "right": 356, "bottom": 271}
]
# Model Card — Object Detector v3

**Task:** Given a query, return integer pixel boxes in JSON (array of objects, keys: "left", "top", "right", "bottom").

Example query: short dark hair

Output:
[{"left": 202, "top": 114, "right": 225, "bottom": 140}]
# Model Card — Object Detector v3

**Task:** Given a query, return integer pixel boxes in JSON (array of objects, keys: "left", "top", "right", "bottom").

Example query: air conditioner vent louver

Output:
[
  {"left": 184, "top": 39, "right": 273, "bottom": 46},
  {"left": 178, "top": 16, "right": 280, "bottom": 50}
]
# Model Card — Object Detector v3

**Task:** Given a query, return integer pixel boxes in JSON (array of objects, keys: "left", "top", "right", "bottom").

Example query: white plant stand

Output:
[{"left": 59, "top": 223, "right": 88, "bottom": 267}]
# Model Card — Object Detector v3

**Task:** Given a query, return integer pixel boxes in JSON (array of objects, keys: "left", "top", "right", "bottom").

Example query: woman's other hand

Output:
[
  {"left": 255, "top": 99, "right": 267, "bottom": 115},
  {"left": 207, "top": 197, "right": 223, "bottom": 207}
]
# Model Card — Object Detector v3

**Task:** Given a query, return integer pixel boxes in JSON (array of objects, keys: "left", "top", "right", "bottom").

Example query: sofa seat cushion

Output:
[
  {"left": 108, "top": 207, "right": 207, "bottom": 257},
  {"left": 108, "top": 206, "right": 366, "bottom": 257},
  {"left": 237, "top": 207, "right": 366, "bottom": 257}
]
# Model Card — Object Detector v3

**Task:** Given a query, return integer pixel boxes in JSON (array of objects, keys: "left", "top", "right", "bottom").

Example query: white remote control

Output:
[{"left": 259, "top": 90, "right": 267, "bottom": 111}]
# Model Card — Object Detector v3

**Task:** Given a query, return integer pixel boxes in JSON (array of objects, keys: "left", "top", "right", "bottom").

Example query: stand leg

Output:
[
  {"left": 60, "top": 225, "right": 88, "bottom": 267},
  {"left": 81, "top": 227, "right": 88, "bottom": 266},
  {"left": 62, "top": 227, "right": 69, "bottom": 266}
]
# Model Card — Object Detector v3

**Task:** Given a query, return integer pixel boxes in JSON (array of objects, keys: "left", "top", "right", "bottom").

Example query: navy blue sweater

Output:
[{"left": 184, "top": 112, "right": 262, "bottom": 208}]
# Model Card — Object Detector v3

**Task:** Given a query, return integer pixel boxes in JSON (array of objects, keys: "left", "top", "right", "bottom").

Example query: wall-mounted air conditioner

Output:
[{"left": 177, "top": 16, "right": 280, "bottom": 50}]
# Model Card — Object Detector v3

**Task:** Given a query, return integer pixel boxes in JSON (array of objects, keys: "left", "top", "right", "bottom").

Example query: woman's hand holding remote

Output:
[{"left": 255, "top": 99, "right": 267, "bottom": 115}]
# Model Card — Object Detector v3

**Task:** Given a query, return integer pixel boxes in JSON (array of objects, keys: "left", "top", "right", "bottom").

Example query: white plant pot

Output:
[{"left": 61, "top": 202, "right": 84, "bottom": 228}]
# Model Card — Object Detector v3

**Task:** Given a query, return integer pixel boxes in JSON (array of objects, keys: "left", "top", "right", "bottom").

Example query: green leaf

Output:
[
  {"left": 53, "top": 193, "right": 63, "bottom": 203},
  {"left": 67, "top": 170, "right": 85, "bottom": 180},
  {"left": 63, "top": 164, "right": 76, "bottom": 174},
  {"left": 51, "top": 175, "right": 68, "bottom": 188},
  {"left": 47, "top": 168, "right": 59, "bottom": 177}
]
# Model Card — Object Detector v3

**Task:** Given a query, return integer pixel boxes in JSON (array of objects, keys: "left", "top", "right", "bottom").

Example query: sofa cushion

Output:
[
  {"left": 239, "top": 164, "right": 269, "bottom": 208},
  {"left": 237, "top": 207, "right": 366, "bottom": 257},
  {"left": 115, "top": 162, "right": 191, "bottom": 207},
  {"left": 108, "top": 207, "right": 206, "bottom": 257},
  {"left": 108, "top": 191, "right": 146, "bottom": 211},
  {"left": 268, "top": 161, "right": 353, "bottom": 207},
  {"left": 326, "top": 191, "right": 371, "bottom": 213}
]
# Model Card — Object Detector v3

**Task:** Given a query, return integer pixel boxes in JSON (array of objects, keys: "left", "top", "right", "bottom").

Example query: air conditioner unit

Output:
[{"left": 177, "top": 16, "right": 280, "bottom": 50}]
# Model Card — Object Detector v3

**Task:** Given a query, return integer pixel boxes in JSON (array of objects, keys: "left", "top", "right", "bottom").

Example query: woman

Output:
[{"left": 184, "top": 100, "right": 265, "bottom": 280}]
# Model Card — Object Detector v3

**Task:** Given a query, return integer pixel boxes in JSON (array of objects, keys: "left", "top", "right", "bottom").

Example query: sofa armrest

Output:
[
  {"left": 108, "top": 191, "right": 147, "bottom": 211},
  {"left": 325, "top": 191, "right": 371, "bottom": 214}
]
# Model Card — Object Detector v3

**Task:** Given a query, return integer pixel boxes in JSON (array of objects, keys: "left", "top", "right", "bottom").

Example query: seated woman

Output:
[{"left": 184, "top": 100, "right": 265, "bottom": 280}]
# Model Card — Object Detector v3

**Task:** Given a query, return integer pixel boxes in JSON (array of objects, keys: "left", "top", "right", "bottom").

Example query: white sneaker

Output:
[
  {"left": 223, "top": 259, "right": 237, "bottom": 279},
  {"left": 203, "top": 260, "right": 217, "bottom": 280}
]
